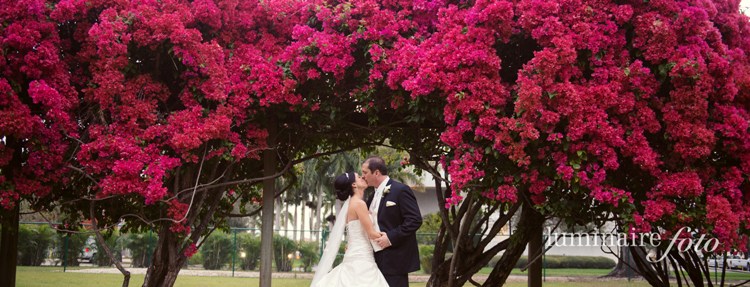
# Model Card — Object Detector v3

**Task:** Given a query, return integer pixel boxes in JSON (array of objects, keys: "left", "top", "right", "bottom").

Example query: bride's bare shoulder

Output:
[
  {"left": 351, "top": 198, "right": 367, "bottom": 205},
  {"left": 349, "top": 198, "right": 367, "bottom": 209}
]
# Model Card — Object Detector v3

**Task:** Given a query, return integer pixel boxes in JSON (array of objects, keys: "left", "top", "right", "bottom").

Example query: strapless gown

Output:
[{"left": 311, "top": 219, "right": 389, "bottom": 287}]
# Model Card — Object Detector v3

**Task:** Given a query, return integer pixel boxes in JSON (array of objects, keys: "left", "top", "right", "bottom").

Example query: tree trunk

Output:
[
  {"left": 0, "top": 204, "right": 19, "bottom": 287},
  {"left": 91, "top": 202, "right": 131, "bottom": 287},
  {"left": 309, "top": 199, "right": 315, "bottom": 242},
  {"left": 481, "top": 204, "right": 545, "bottom": 287},
  {"left": 142, "top": 225, "right": 184, "bottom": 287},
  {"left": 300, "top": 199, "right": 306, "bottom": 241},
  {"left": 314, "top": 187, "right": 324, "bottom": 243},
  {"left": 293, "top": 201, "right": 298, "bottom": 242},
  {"left": 274, "top": 197, "right": 281, "bottom": 232},
  {"left": 139, "top": 159, "right": 233, "bottom": 287},
  {"left": 527, "top": 221, "right": 543, "bottom": 287},
  {"left": 259, "top": 116, "right": 277, "bottom": 287},
  {"left": 605, "top": 246, "right": 641, "bottom": 278},
  {"left": 426, "top": 194, "right": 529, "bottom": 287},
  {"left": 284, "top": 195, "right": 290, "bottom": 238}
]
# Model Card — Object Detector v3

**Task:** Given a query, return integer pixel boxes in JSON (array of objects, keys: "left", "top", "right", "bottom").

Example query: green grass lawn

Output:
[
  {"left": 16, "top": 266, "right": 750, "bottom": 287},
  {"left": 17, "top": 267, "right": 313, "bottom": 287},
  {"left": 15, "top": 268, "right": 650, "bottom": 287},
  {"left": 476, "top": 267, "right": 750, "bottom": 281}
]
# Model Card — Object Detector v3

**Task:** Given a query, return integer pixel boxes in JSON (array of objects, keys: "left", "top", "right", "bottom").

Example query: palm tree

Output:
[
  {"left": 372, "top": 146, "right": 424, "bottom": 190},
  {"left": 288, "top": 150, "right": 360, "bottom": 243},
  {"left": 288, "top": 147, "right": 421, "bottom": 243}
]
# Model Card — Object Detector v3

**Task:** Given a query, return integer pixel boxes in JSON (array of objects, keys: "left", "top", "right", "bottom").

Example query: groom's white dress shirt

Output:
[{"left": 369, "top": 176, "right": 389, "bottom": 252}]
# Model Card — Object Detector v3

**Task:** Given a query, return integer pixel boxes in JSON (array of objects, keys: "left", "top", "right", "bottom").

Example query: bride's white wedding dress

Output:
[{"left": 311, "top": 219, "right": 389, "bottom": 287}]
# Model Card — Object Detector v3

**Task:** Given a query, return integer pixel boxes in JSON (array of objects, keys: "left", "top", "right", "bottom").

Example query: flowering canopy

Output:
[
  {"left": 2, "top": 0, "right": 750, "bottom": 271},
  {"left": 413, "top": 0, "right": 750, "bottom": 251},
  {"left": 0, "top": 0, "right": 79, "bottom": 209},
  {"left": 282, "top": 0, "right": 750, "bottom": 252}
]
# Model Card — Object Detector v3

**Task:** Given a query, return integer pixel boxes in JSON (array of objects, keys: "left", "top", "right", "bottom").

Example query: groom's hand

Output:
[{"left": 374, "top": 233, "right": 391, "bottom": 249}]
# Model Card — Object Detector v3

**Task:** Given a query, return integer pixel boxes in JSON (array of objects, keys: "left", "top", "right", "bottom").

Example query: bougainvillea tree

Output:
[
  {"left": 284, "top": 0, "right": 750, "bottom": 286},
  {"left": 2, "top": 0, "right": 399, "bottom": 286},
  {"left": 65, "top": 0, "right": 324, "bottom": 285},
  {"left": 388, "top": 0, "right": 750, "bottom": 286},
  {"left": 280, "top": 1, "right": 546, "bottom": 286},
  {"left": 0, "top": 1, "right": 79, "bottom": 285},
  {"left": 4, "top": 0, "right": 750, "bottom": 286},
  {"left": 1, "top": 0, "right": 314, "bottom": 286}
]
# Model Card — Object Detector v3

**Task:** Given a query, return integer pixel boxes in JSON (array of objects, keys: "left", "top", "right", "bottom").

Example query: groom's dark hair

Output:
[{"left": 365, "top": 156, "right": 388, "bottom": 176}]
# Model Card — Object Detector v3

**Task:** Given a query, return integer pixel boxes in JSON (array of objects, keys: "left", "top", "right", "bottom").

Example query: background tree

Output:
[
  {"left": 0, "top": 0, "right": 80, "bottom": 284},
  {"left": 290, "top": 151, "right": 360, "bottom": 243},
  {"left": 283, "top": 1, "right": 750, "bottom": 286},
  {"left": 399, "top": 0, "right": 750, "bottom": 286}
]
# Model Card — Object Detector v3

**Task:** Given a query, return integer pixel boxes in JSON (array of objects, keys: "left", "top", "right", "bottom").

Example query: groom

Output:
[{"left": 362, "top": 156, "right": 422, "bottom": 287}]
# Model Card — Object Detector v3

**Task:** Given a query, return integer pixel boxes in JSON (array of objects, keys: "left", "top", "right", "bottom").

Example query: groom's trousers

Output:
[{"left": 383, "top": 274, "right": 408, "bottom": 287}]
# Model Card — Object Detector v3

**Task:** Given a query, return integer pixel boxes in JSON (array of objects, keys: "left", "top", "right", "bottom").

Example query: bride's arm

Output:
[{"left": 353, "top": 200, "right": 382, "bottom": 239}]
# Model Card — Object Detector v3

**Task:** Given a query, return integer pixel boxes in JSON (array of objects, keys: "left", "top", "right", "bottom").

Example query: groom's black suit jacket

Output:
[{"left": 367, "top": 178, "right": 422, "bottom": 275}]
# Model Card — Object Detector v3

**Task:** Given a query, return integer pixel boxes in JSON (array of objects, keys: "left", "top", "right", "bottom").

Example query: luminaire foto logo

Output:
[{"left": 545, "top": 226, "right": 720, "bottom": 263}]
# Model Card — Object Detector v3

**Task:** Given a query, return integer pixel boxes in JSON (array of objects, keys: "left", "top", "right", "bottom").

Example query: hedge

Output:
[
  {"left": 298, "top": 241, "right": 319, "bottom": 272},
  {"left": 55, "top": 231, "right": 89, "bottom": 267},
  {"left": 125, "top": 232, "right": 157, "bottom": 268},
  {"left": 488, "top": 255, "right": 616, "bottom": 269},
  {"left": 201, "top": 232, "right": 233, "bottom": 270},
  {"left": 17, "top": 225, "right": 55, "bottom": 266},
  {"left": 93, "top": 230, "right": 124, "bottom": 266},
  {"left": 238, "top": 233, "right": 261, "bottom": 271},
  {"left": 273, "top": 234, "right": 296, "bottom": 272},
  {"left": 419, "top": 245, "right": 434, "bottom": 274}
]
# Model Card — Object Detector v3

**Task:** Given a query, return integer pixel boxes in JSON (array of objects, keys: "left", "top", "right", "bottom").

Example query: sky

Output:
[{"left": 743, "top": 0, "right": 750, "bottom": 15}]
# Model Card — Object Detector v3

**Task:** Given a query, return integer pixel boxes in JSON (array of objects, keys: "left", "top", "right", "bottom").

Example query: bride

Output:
[{"left": 311, "top": 172, "right": 389, "bottom": 287}]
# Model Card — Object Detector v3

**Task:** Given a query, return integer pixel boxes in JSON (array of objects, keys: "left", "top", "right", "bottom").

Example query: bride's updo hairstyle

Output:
[{"left": 333, "top": 172, "right": 355, "bottom": 201}]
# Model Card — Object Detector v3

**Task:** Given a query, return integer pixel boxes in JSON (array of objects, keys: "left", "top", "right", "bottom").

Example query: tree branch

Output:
[{"left": 89, "top": 200, "right": 131, "bottom": 287}]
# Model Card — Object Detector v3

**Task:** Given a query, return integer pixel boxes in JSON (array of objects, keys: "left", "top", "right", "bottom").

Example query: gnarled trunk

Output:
[
  {"left": 605, "top": 246, "right": 642, "bottom": 278},
  {"left": 0, "top": 205, "right": 19, "bottom": 287},
  {"left": 142, "top": 225, "right": 185, "bottom": 287},
  {"left": 425, "top": 168, "right": 533, "bottom": 287},
  {"left": 626, "top": 245, "right": 721, "bottom": 287},
  {"left": 481, "top": 204, "right": 545, "bottom": 287}
]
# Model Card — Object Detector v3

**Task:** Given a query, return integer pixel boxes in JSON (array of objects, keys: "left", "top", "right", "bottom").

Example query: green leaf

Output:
[
  {"left": 454, "top": 91, "right": 465, "bottom": 100},
  {"left": 658, "top": 62, "right": 676, "bottom": 77}
]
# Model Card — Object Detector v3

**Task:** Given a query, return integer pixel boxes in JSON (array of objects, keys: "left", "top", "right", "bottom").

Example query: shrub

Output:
[
  {"left": 237, "top": 233, "right": 261, "bottom": 271},
  {"left": 273, "top": 234, "right": 296, "bottom": 272},
  {"left": 201, "top": 232, "right": 233, "bottom": 270},
  {"left": 298, "top": 241, "right": 319, "bottom": 272},
  {"left": 487, "top": 255, "right": 616, "bottom": 269},
  {"left": 94, "top": 231, "right": 125, "bottom": 266},
  {"left": 17, "top": 225, "right": 55, "bottom": 266},
  {"left": 187, "top": 250, "right": 203, "bottom": 266},
  {"left": 125, "top": 232, "right": 157, "bottom": 268},
  {"left": 419, "top": 245, "right": 434, "bottom": 274},
  {"left": 543, "top": 256, "right": 615, "bottom": 269},
  {"left": 54, "top": 231, "right": 88, "bottom": 267},
  {"left": 311, "top": 237, "right": 345, "bottom": 268},
  {"left": 334, "top": 241, "right": 346, "bottom": 267},
  {"left": 417, "top": 213, "right": 442, "bottom": 245}
]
